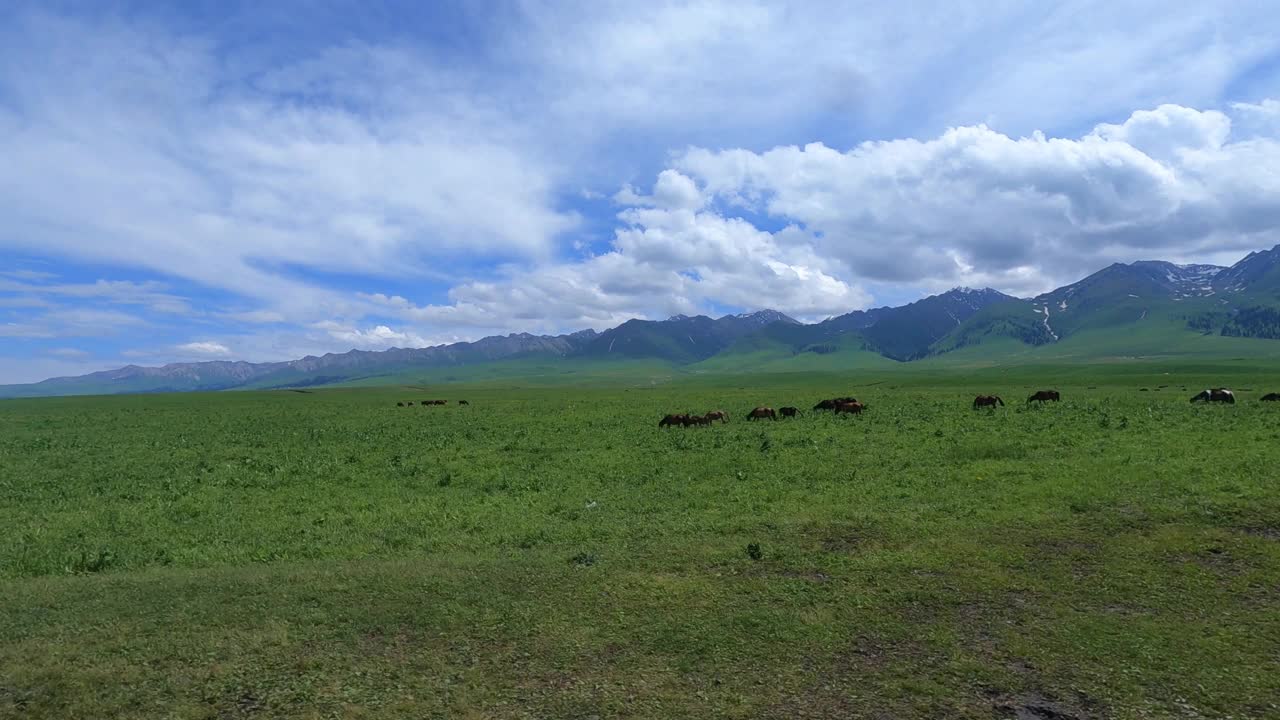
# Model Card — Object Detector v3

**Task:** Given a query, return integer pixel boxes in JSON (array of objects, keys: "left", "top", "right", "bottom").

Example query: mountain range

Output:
[{"left": 6, "top": 245, "right": 1280, "bottom": 398}]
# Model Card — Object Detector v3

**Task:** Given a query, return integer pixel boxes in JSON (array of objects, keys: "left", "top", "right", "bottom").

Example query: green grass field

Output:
[{"left": 3, "top": 366, "right": 1280, "bottom": 719}]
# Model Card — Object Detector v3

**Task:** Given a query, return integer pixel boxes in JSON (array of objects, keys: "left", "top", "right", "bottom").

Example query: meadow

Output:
[{"left": 2, "top": 365, "right": 1280, "bottom": 719}]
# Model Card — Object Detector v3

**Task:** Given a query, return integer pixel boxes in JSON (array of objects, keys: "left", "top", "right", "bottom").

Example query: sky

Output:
[{"left": 2, "top": 0, "right": 1280, "bottom": 384}]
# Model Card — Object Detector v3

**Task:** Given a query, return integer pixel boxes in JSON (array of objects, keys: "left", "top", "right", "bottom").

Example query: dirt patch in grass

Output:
[
  {"left": 821, "top": 534, "right": 867, "bottom": 554},
  {"left": 991, "top": 690, "right": 1102, "bottom": 719},
  {"left": 1238, "top": 526, "right": 1280, "bottom": 541},
  {"left": 1178, "top": 546, "right": 1248, "bottom": 575},
  {"left": 214, "top": 691, "right": 265, "bottom": 719}
]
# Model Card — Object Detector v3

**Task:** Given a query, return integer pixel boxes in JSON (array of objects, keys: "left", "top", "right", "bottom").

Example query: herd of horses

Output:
[
  {"left": 659, "top": 387, "right": 1278, "bottom": 426},
  {"left": 660, "top": 397, "right": 865, "bottom": 427},
  {"left": 390, "top": 387, "right": 1277, "bottom": 419},
  {"left": 397, "top": 399, "right": 467, "bottom": 407}
]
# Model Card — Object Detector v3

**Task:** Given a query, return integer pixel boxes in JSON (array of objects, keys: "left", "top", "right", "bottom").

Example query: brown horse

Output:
[
  {"left": 1262, "top": 393, "right": 1280, "bottom": 402},
  {"left": 693, "top": 414, "right": 713, "bottom": 426},
  {"left": 747, "top": 407, "right": 777, "bottom": 421},
  {"left": 1027, "top": 390, "right": 1060, "bottom": 403},
  {"left": 704, "top": 410, "right": 729, "bottom": 423},
  {"left": 973, "top": 395, "right": 1004, "bottom": 409},
  {"left": 813, "top": 396, "right": 857, "bottom": 411},
  {"left": 779, "top": 406, "right": 799, "bottom": 418},
  {"left": 659, "top": 413, "right": 689, "bottom": 427},
  {"left": 834, "top": 401, "right": 864, "bottom": 414},
  {"left": 396, "top": 402, "right": 404, "bottom": 407},
  {"left": 1190, "top": 388, "right": 1235, "bottom": 404}
]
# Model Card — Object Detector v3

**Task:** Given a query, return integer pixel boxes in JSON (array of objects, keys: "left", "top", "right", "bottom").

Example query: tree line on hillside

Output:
[{"left": 1187, "top": 306, "right": 1280, "bottom": 339}]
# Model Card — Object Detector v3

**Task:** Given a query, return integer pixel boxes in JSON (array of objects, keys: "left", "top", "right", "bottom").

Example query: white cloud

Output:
[
  {"left": 0, "top": 278, "right": 192, "bottom": 314},
  {"left": 0, "top": 308, "right": 148, "bottom": 338},
  {"left": 0, "top": 12, "right": 576, "bottom": 326},
  {"left": 675, "top": 102, "right": 1280, "bottom": 295},
  {"left": 176, "top": 341, "right": 232, "bottom": 356},
  {"left": 311, "top": 321, "right": 430, "bottom": 350}
]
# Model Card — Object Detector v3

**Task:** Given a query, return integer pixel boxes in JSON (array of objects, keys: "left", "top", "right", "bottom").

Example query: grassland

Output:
[{"left": 3, "top": 365, "right": 1280, "bottom": 719}]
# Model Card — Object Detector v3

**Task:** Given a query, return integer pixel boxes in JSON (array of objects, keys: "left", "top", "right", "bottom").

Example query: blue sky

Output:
[{"left": 3, "top": 1, "right": 1280, "bottom": 383}]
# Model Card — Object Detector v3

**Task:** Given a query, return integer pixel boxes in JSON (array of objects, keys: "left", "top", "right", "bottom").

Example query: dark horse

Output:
[
  {"left": 659, "top": 413, "right": 690, "bottom": 427},
  {"left": 973, "top": 395, "right": 1004, "bottom": 409},
  {"left": 704, "top": 410, "right": 729, "bottom": 423},
  {"left": 458, "top": 400, "right": 469, "bottom": 405},
  {"left": 1262, "top": 393, "right": 1280, "bottom": 402},
  {"left": 834, "top": 401, "right": 864, "bottom": 415},
  {"left": 1190, "top": 388, "right": 1235, "bottom": 404},
  {"left": 813, "top": 396, "right": 857, "bottom": 411},
  {"left": 747, "top": 407, "right": 777, "bottom": 421},
  {"left": 779, "top": 406, "right": 800, "bottom": 418},
  {"left": 1027, "top": 390, "right": 1060, "bottom": 403}
]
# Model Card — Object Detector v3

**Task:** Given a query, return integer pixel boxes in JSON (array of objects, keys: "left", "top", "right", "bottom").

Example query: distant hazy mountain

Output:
[
  {"left": 6, "top": 245, "right": 1280, "bottom": 398},
  {"left": 0, "top": 330, "right": 599, "bottom": 398}
]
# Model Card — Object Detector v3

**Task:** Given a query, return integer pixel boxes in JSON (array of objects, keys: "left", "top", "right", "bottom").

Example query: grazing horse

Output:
[
  {"left": 1027, "top": 390, "right": 1060, "bottom": 403},
  {"left": 813, "top": 396, "right": 857, "bottom": 411},
  {"left": 659, "top": 413, "right": 690, "bottom": 427},
  {"left": 973, "top": 395, "right": 1004, "bottom": 409},
  {"left": 1191, "top": 388, "right": 1235, "bottom": 404},
  {"left": 705, "top": 410, "right": 729, "bottom": 423},
  {"left": 747, "top": 407, "right": 777, "bottom": 421},
  {"left": 396, "top": 402, "right": 404, "bottom": 407},
  {"left": 779, "top": 406, "right": 800, "bottom": 418},
  {"left": 406, "top": 401, "right": 414, "bottom": 406},
  {"left": 834, "top": 401, "right": 864, "bottom": 414},
  {"left": 458, "top": 400, "right": 469, "bottom": 405},
  {"left": 693, "top": 414, "right": 713, "bottom": 426},
  {"left": 1262, "top": 393, "right": 1280, "bottom": 402}
]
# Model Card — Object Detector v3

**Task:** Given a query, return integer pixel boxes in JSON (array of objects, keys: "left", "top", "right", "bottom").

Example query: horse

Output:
[
  {"left": 1027, "top": 390, "right": 1060, "bottom": 403},
  {"left": 1190, "top": 388, "right": 1235, "bottom": 404},
  {"left": 813, "top": 397, "right": 857, "bottom": 411},
  {"left": 693, "top": 414, "right": 713, "bottom": 426},
  {"left": 779, "top": 406, "right": 800, "bottom": 418},
  {"left": 747, "top": 407, "right": 777, "bottom": 421},
  {"left": 834, "top": 401, "right": 864, "bottom": 415},
  {"left": 1262, "top": 393, "right": 1280, "bottom": 402},
  {"left": 406, "top": 401, "right": 414, "bottom": 406},
  {"left": 704, "top": 410, "right": 729, "bottom": 423},
  {"left": 973, "top": 395, "right": 1004, "bottom": 409},
  {"left": 659, "top": 413, "right": 690, "bottom": 427},
  {"left": 458, "top": 400, "right": 469, "bottom": 405},
  {"left": 396, "top": 402, "right": 404, "bottom": 407}
]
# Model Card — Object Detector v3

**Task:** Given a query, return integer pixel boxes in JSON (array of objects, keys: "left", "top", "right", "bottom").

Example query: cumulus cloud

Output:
[
  {"left": 675, "top": 102, "right": 1280, "bottom": 295},
  {"left": 311, "top": 321, "right": 431, "bottom": 350},
  {"left": 176, "top": 341, "right": 232, "bottom": 356},
  {"left": 362, "top": 171, "right": 871, "bottom": 330}
]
